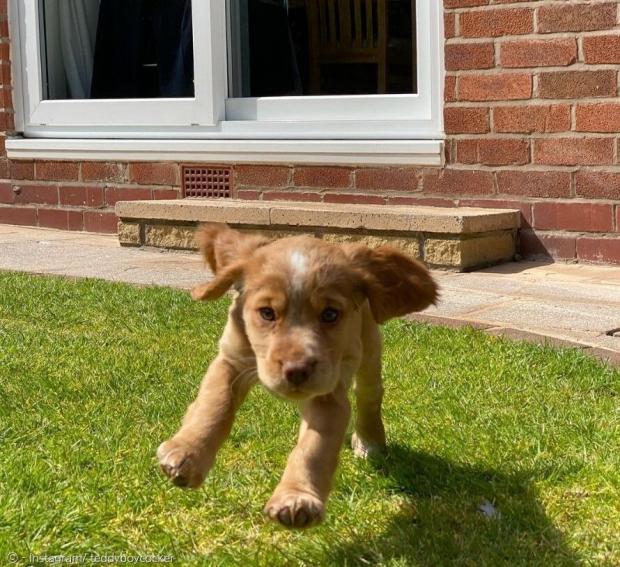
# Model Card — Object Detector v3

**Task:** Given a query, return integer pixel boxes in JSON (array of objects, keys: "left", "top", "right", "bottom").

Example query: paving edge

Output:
[{"left": 406, "top": 313, "right": 620, "bottom": 368}]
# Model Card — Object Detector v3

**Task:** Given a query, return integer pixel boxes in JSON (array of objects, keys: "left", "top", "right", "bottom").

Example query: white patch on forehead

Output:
[
  {"left": 288, "top": 250, "right": 309, "bottom": 322},
  {"left": 289, "top": 250, "right": 308, "bottom": 280}
]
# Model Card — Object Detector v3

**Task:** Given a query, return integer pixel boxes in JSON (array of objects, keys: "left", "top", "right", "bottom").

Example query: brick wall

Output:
[
  {"left": 442, "top": 0, "right": 620, "bottom": 265},
  {"left": 0, "top": 0, "right": 619, "bottom": 265}
]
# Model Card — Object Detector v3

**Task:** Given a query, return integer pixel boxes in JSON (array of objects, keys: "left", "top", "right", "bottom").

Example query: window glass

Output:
[
  {"left": 229, "top": 0, "right": 417, "bottom": 98},
  {"left": 40, "top": 0, "right": 194, "bottom": 100}
]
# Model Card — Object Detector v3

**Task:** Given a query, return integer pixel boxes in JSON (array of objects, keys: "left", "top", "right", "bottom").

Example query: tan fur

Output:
[{"left": 158, "top": 223, "right": 438, "bottom": 528}]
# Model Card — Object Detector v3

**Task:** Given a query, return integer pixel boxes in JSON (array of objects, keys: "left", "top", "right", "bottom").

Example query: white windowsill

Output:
[{"left": 5, "top": 138, "right": 444, "bottom": 166}]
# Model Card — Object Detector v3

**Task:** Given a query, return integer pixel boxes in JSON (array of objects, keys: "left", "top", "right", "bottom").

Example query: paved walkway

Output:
[{"left": 1, "top": 225, "right": 619, "bottom": 365}]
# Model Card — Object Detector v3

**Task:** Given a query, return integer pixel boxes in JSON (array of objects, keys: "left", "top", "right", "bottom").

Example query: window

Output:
[{"left": 9, "top": 1, "right": 444, "bottom": 162}]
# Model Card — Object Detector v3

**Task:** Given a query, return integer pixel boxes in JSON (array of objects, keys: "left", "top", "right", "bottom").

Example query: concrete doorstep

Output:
[
  {"left": 116, "top": 199, "right": 520, "bottom": 272},
  {"left": 1, "top": 224, "right": 619, "bottom": 367}
]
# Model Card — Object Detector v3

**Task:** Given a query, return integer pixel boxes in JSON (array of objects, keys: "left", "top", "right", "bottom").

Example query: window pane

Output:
[
  {"left": 40, "top": 0, "right": 194, "bottom": 100},
  {"left": 229, "top": 0, "right": 417, "bottom": 98}
]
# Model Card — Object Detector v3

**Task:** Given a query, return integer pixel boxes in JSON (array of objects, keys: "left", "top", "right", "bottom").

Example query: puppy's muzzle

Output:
[{"left": 283, "top": 358, "right": 317, "bottom": 385}]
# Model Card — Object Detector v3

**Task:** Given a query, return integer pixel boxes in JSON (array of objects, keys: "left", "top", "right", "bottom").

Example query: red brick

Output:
[
  {"left": 81, "top": 162, "right": 126, "bottom": 183},
  {"left": 68, "top": 211, "right": 84, "bottom": 230},
  {"left": 617, "top": 206, "right": 620, "bottom": 231},
  {"left": 575, "top": 104, "right": 620, "bottom": 134},
  {"left": 538, "top": 3, "right": 617, "bottom": 33},
  {"left": 387, "top": 196, "right": 456, "bottom": 207},
  {"left": 445, "top": 42, "right": 494, "bottom": 71},
  {"left": 127, "top": 163, "right": 178, "bottom": 186},
  {"left": 455, "top": 139, "right": 529, "bottom": 166},
  {"left": 0, "top": 61, "right": 10, "bottom": 87},
  {"left": 493, "top": 105, "right": 570, "bottom": 133},
  {"left": 444, "top": 13, "right": 456, "bottom": 39},
  {"left": 445, "top": 76, "right": 456, "bottom": 102},
  {"left": 538, "top": 71, "right": 617, "bottom": 99},
  {"left": 444, "top": 0, "right": 487, "bottom": 8},
  {"left": 262, "top": 191, "right": 322, "bottom": 202},
  {"left": 533, "top": 138, "right": 614, "bottom": 166},
  {"left": 355, "top": 167, "right": 421, "bottom": 191},
  {"left": 15, "top": 184, "right": 58, "bottom": 205},
  {"left": 235, "top": 164, "right": 291, "bottom": 187},
  {"left": 0, "top": 158, "right": 7, "bottom": 178},
  {"left": 0, "top": 87, "right": 12, "bottom": 109},
  {"left": 460, "top": 8, "right": 533, "bottom": 38},
  {"left": 459, "top": 73, "right": 531, "bottom": 101},
  {"left": 459, "top": 198, "right": 532, "bottom": 227},
  {"left": 293, "top": 166, "right": 352, "bottom": 188},
  {"left": 0, "top": 110, "right": 13, "bottom": 130},
  {"left": 236, "top": 190, "right": 261, "bottom": 200},
  {"left": 83, "top": 211, "right": 118, "bottom": 233},
  {"left": 533, "top": 202, "right": 613, "bottom": 232},
  {"left": 444, "top": 107, "right": 489, "bottom": 134},
  {"left": 0, "top": 180, "right": 12, "bottom": 203},
  {"left": 500, "top": 39, "right": 576, "bottom": 68},
  {"left": 424, "top": 169, "right": 495, "bottom": 196},
  {"left": 575, "top": 171, "right": 620, "bottom": 200},
  {"left": 38, "top": 208, "right": 83, "bottom": 231},
  {"left": 0, "top": 205, "right": 37, "bottom": 226},
  {"left": 35, "top": 161, "right": 79, "bottom": 181},
  {"left": 152, "top": 189, "right": 179, "bottom": 200},
  {"left": 9, "top": 160, "right": 34, "bottom": 180},
  {"left": 59, "top": 185, "right": 104, "bottom": 207},
  {"left": 323, "top": 193, "right": 386, "bottom": 205},
  {"left": 519, "top": 230, "right": 576, "bottom": 260},
  {"left": 0, "top": 43, "right": 10, "bottom": 61},
  {"left": 577, "top": 238, "right": 620, "bottom": 264},
  {"left": 104, "top": 186, "right": 152, "bottom": 206},
  {"left": 583, "top": 35, "right": 620, "bottom": 64},
  {"left": 497, "top": 170, "right": 572, "bottom": 199}
]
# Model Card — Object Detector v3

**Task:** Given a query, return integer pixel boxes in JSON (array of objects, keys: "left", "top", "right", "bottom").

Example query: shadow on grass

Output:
[{"left": 329, "top": 445, "right": 580, "bottom": 566}]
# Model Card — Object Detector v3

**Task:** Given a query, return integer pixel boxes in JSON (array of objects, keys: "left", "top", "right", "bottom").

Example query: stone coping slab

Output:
[{"left": 116, "top": 199, "right": 520, "bottom": 235}]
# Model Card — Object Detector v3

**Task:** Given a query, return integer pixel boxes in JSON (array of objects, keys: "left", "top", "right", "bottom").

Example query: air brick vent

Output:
[{"left": 181, "top": 165, "right": 233, "bottom": 198}]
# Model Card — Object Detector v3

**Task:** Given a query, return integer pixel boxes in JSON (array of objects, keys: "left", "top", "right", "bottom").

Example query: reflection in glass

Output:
[
  {"left": 229, "top": 0, "right": 417, "bottom": 98},
  {"left": 40, "top": 0, "right": 194, "bottom": 100}
]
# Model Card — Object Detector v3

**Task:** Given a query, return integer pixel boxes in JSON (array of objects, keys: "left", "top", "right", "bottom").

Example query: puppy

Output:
[{"left": 157, "top": 224, "right": 438, "bottom": 528}]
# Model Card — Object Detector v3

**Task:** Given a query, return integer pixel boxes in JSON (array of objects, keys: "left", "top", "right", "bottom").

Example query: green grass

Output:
[{"left": 0, "top": 272, "right": 618, "bottom": 566}]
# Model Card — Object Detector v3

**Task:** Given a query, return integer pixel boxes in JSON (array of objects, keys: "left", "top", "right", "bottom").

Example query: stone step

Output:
[{"left": 115, "top": 199, "right": 520, "bottom": 271}]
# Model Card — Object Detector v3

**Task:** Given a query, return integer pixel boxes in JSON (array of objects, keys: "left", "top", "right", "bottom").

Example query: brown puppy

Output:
[{"left": 157, "top": 224, "right": 438, "bottom": 528}]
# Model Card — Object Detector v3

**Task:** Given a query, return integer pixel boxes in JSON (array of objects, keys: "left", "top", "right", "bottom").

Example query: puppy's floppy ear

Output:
[
  {"left": 191, "top": 223, "right": 270, "bottom": 301},
  {"left": 345, "top": 244, "right": 439, "bottom": 324},
  {"left": 196, "top": 223, "right": 270, "bottom": 274}
]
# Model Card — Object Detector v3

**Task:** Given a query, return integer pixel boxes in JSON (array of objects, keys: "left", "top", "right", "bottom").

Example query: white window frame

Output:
[
  {"left": 7, "top": 0, "right": 444, "bottom": 165},
  {"left": 13, "top": 0, "right": 227, "bottom": 129}
]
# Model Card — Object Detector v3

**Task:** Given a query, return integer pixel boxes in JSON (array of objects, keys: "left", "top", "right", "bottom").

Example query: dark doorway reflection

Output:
[
  {"left": 230, "top": 0, "right": 417, "bottom": 98},
  {"left": 40, "top": 0, "right": 194, "bottom": 100}
]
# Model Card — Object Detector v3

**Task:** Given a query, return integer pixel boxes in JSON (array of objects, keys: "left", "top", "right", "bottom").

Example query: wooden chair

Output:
[{"left": 306, "top": 0, "right": 388, "bottom": 94}]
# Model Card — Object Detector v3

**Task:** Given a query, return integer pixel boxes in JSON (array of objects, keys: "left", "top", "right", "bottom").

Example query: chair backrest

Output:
[{"left": 307, "top": 0, "right": 387, "bottom": 53}]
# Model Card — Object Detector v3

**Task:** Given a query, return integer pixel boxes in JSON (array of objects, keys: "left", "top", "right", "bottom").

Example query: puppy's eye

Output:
[
  {"left": 320, "top": 308, "right": 340, "bottom": 324},
  {"left": 258, "top": 307, "right": 276, "bottom": 321}
]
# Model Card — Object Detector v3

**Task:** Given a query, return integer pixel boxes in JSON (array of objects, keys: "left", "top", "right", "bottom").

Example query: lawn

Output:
[{"left": 0, "top": 272, "right": 618, "bottom": 566}]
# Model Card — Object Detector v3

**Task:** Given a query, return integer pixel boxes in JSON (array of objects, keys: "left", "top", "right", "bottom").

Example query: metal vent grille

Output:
[{"left": 182, "top": 165, "right": 233, "bottom": 198}]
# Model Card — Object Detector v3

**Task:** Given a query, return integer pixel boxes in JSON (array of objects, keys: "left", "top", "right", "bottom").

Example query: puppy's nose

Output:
[{"left": 283, "top": 360, "right": 317, "bottom": 385}]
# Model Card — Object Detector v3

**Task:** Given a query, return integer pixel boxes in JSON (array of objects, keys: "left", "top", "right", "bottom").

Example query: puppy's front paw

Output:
[
  {"left": 264, "top": 490, "right": 325, "bottom": 529},
  {"left": 351, "top": 432, "right": 386, "bottom": 460},
  {"left": 156, "top": 439, "right": 209, "bottom": 488}
]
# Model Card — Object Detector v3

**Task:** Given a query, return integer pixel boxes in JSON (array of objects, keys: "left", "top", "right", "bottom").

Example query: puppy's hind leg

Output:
[
  {"left": 157, "top": 356, "right": 254, "bottom": 488},
  {"left": 352, "top": 323, "right": 386, "bottom": 459}
]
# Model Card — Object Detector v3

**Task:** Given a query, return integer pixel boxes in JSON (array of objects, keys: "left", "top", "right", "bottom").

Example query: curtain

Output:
[{"left": 58, "top": 0, "right": 100, "bottom": 99}]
